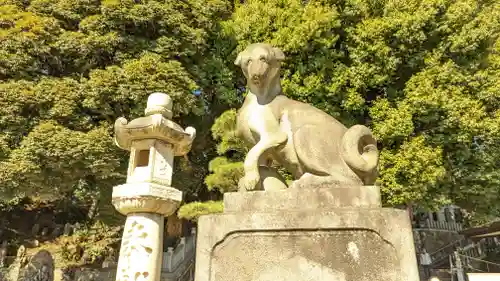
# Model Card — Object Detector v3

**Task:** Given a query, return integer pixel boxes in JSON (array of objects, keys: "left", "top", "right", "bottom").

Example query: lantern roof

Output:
[{"left": 114, "top": 93, "right": 196, "bottom": 156}]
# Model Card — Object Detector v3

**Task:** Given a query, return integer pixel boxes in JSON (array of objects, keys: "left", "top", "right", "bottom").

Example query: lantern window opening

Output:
[{"left": 136, "top": 149, "right": 151, "bottom": 168}]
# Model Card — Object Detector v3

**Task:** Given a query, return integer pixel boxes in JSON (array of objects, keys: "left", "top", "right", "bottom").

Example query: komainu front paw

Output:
[{"left": 238, "top": 172, "right": 260, "bottom": 192}]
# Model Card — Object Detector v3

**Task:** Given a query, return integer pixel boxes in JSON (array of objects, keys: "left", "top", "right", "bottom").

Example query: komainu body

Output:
[{"left": 235, "top": 43, "right": 379, "bottom": 191}]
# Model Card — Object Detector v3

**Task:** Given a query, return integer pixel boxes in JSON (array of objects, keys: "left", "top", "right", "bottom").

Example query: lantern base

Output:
[{"left": 112, "top": 183, "right": 182, "bottom": 217}]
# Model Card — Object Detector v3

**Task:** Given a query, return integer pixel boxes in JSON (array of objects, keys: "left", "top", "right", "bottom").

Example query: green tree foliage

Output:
[
  {"left": 2, "top": 0, "right": 499, "bottom": 223},
  {"left": 203, "top": 0, "right": 500, "bottom": 219},
  {"left": 59, "top": 221, "right": 121, "bottom": 267},
  {"left": 177, "top": 200, "right": 224, "bottom": 222},
  {"left": 0, "top": 0, "right": 233, "bottom": 206},
  {"left": 178, "top": 109, "right": 244, "bottom": 220}
]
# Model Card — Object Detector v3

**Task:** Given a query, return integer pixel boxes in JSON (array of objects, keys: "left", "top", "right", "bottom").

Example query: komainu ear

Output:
[
  {"left": 273, "top": 47, "right": 286, "bottom": 61},
  {"left": 234, "top": 52, "right": 243, "bottom": 66}
]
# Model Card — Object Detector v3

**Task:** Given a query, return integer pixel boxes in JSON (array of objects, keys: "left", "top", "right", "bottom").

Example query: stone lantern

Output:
[{"left": 112, "top": 92, "right": 196, "bottom": 281}]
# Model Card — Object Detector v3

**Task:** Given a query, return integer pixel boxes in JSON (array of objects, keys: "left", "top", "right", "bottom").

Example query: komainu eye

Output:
[{"left": 259, "top": 57, "right": 267, "bottom": 63}]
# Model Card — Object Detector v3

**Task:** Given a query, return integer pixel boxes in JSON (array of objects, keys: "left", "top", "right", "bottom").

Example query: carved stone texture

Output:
[
  {"left": 234, "top": 43, "right": 379, "bottom": 192},
  {"left": 125, "top": 139, "right": 174, "bottom": 187},
  {"left": 112, "top": 183, "right": 182, "bottom": 217},
  {"left": 75, "top": 269, "right": 99, "bottom": 281},
  {"left": 152, "top": 142, "right": 174, "bottom": 186},
  {"left": 115, "top": 213, "right": 164, "bottom": 281},
  {"left": 7, "top": 245, "right": 27, "bottom": 281}
]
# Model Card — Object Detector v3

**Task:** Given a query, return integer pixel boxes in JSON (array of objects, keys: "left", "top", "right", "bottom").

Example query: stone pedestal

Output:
[{"left": 195, "top": 186, "right": 420, "bottom": 281}]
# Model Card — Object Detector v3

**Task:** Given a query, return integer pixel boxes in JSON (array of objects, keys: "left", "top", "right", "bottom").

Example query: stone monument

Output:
[
  {"left": 0, "top": 241, "right": 7, "bottom": 268},
  {"left": 194, "top": 43, "right": 419, "bottom": 281},
  {"left": 18, "top": 250, "right": 54, "bottom": 281},
  {"left": 8, "top": 245, "right": 27, "bottom": 281},
  {"left": 112, "top": 92, "right": 196, "bottom": 281},
  {"left": 63, "top": 223, "right": 72, "bottom": 236}
]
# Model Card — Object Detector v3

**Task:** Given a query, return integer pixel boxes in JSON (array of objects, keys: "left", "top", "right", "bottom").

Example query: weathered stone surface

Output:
[
  {"left": 18, "top": 250, "right": 54, "bottom": 281},
  {"left": 7, "top": 245, "right": 27, "bottom": 281},
  {"left": 51, "top": 225, "right": 63, "bottom": 237},
  {"left": 112, "top": 93, "right": 194, "bottom": 281},
  {"left": 115, "top": 213, "right": 164, "bottom": 281},
  {"left": 41, "top": 227, "right": 49, "bottom": 237},
  {"left": 63, "top": 223, "right": 72, "bottom": 236},
  {"left": 224, "top": 185, "right": 381, "bottom": 212},
  {"left": 32, "top": 224, "right": 41, "bottom": 236},
  {"left": 195, "top": 186, "right": 419, "bottom": 281},
  {"left": 0, "top": 241, "right": 7, "bottom": 268},
  {"left": 114, "top": 93, "right": 196, "bottom": 156},
  {"left": 112, "top": 182, "right": 182, "bottom": 217},
  {"left": 234, "top": 43, "right": 379, "bottom": 191},
  {"left": 215, "top": 230, "right": 397, "bottom": 281}
]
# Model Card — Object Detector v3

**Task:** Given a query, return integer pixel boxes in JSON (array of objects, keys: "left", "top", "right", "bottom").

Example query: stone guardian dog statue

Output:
[{"left": 235, "top": 43, "right": 379, "bottom": 191}]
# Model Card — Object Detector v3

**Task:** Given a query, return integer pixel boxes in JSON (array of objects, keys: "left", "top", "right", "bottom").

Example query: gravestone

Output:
[
  {"left": 63, "top": 223, "right": 72, "bottom": 236},
  {"left": 41, "top": 227, "right": 49, "bottom": 237},
  {"left": 7, "top": 245, "right": 27, "bottom": 281},
  {"left": 18, "top": 250, "right": 54, "bottom": 281},
  {"left": 0, "top": 241, "right": 7, "bottom": 268},
  {"left": 73, "top": 223, "right": 81, "bottom": 232},
  {"left": 51, "top": 225, "right": 62, "bottom": 237},
  {"left": 32, "top": 224, "right": 41, "bottom": 236},
  {"left": 81, "top": 253, "right": 91, "bottom": 265}
]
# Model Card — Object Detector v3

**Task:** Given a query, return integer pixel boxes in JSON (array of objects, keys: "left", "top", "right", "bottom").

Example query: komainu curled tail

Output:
[
  {"left": 340, "top": 125, "right": 379, "bottom": 185},
  {"left": 234, "top": 42, "right": 381, "bottom": 190}
]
